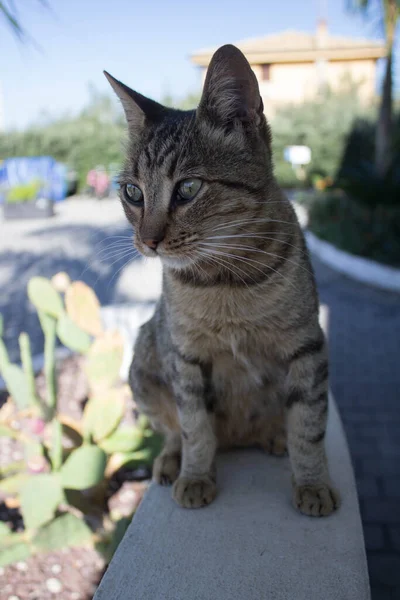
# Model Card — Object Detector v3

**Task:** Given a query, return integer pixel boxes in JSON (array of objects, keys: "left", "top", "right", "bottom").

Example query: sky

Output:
[{"left": 0, "top": 0, "right": 396, "bottom": 130}]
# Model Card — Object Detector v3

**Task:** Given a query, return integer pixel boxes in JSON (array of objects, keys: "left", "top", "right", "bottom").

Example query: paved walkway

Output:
[{"left": 1, "top": 197, "right": 399, "bottom": 598}]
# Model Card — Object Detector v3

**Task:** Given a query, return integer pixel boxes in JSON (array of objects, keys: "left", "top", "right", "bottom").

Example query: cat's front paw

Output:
[
  {"left": 153, "top": 452, "right": 180, "bottom": 486},
  {"left": 293, "top": 483, "right": 340, "bottom": 517},
  {"left": 172, "top": 475, "right": 217, "bottom": 509}
]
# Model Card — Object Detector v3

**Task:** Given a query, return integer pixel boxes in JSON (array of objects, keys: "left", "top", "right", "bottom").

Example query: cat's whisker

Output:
[
  {"left": 198, "top": 245, "right": 299, "bottom": 291},
  {"left": 80, "top": 244, "right": 137, "bottom": 278},
  {"left": 195, "top": 249, "right": 253, "bottom": 289},
  {"left": 107, "top": 252, "right": 139, "bottom": 291},
  {"left": 211, "top": 217, "right": 299, "bottom": 233},
  {"left": 204, "top": 233, "right": 310, "bottom": 257},
  {"left": 200, "top": 242, "right": 313, "bottom": 276}
]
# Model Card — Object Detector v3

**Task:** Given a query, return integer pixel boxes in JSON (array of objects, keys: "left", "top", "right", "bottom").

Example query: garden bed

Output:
[
  {"left": 298, "top": 190, "right": 400, "bottom": 269},
  {"left": 2, "top": 200, "right": 55, "bottom": 221},
  {"left": 0, "top": 354, "right": 150, "bottom": 600}
]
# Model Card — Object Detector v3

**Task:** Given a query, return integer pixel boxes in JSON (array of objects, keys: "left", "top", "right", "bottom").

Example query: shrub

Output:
[
  {"left": 304, "top": 190, "right": 400, "bottom": 267},
  {"left": 0, "top": 276, "right": 161, "bottom": 566},
  {"left": 7, "top": 180, "right": 42, "bottom": 204}
]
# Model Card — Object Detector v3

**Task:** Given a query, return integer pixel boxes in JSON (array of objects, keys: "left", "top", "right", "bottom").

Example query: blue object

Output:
[{"left": 0, "top": 156, "right": 67, "bottom": 203}]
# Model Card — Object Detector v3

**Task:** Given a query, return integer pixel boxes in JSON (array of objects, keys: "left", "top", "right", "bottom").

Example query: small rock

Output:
[
  {"left": 70, "top": 593, "right": 81, "bottom": 600},
  {"left": 51, "top": 564, "right": 62, "bottom": 574},
  {"left": 0, "top": 566, "right": 4, "bottom": 576},
  {"left": 16, "top": 561, "right": 28, "bottom": 571},
  {"left": 8, "top": 596, "right": 20, "bottom": 600},
  {"left": 75, "top": 559, "right": 83, "bottom": 568},
  {"left": 46, "top": 578, "right": 63, "bottom": 593}
]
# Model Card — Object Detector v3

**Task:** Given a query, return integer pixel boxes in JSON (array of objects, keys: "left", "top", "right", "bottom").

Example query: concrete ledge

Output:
[
  {"left": 94, "top": 398, "right": 370, "bottom": 600},
  {"left": 305, "top": 230, "right": 400, "bottom": 293}
]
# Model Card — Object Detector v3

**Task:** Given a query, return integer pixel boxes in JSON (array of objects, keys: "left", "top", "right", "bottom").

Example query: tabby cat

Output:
[{"left": 105, "top": 44, "right": 339, "bottom": 516}]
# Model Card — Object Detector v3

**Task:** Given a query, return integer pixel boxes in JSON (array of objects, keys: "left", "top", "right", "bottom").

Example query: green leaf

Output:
[
  {"left": 60, "top": 445, "right": 107, "bottom": 490},
  {"left": 50, "top": 419, "right": 63, "bottom": 471},
  {"left": 0, "top": 424, "right": 19, "bottom": 439},
  {"left": 83, "top": 392, "right": 125, "bottom": 442},
  {"left": 99, "top": 516, "right": 131, "bottom": 562},
  {"left": 0, "top": 473, "right": 31, "bottom": 495},
  {"left": 34, "top": 513, "right": 93, "bottom": 553},
  {"left": 24, "top": 441, "right": 44, "bottom": 461},
  {"left": 99, "top": 427, "right": 143, "bottom": 454},
  {"left": 56, "top": 314, "right": 92, "bottom": 354},
  {"left": 27, "top": 277, "right": 64, "bottom": 318},
  {"left": 20, "top": 474, "right": 63, "bottom": 530},
  {"left": 0, "top": 542, "right": 32, "bottom": 567},
  {"left": 0, "top": 522, "right": 11, "bottom": 536},
  {"left": 0, "top": 338, "right": 9, "bottom": 371},
  {"left": 1, "top": 363, "right": 29, "bottom": 410}
]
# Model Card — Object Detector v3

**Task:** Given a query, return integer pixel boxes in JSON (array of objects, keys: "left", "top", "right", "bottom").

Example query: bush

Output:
[
  {"left": 305, "top": 190, "right": 400, "bottom": 267},
  {"left": 271, "top": 81, "right": 375, "bottom": 185},
  {"left": 0, "top": 276, "right": 161, "bottom": 567},
  {"left": 7, "top": 180, "right": 42, "bottom": 204}
]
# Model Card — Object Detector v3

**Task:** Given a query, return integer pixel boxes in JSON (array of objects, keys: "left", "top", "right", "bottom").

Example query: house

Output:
[{"left": 190, "top": 21, "right": 385, "bottom": 114}]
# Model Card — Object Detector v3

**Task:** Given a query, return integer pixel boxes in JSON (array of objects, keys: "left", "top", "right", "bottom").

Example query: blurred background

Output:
[{"left": 0, "top": 1, "right": 399, "bottom": 599}]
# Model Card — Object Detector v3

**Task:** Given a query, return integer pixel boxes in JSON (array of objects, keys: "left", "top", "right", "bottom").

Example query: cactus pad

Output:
[{"left": 65, "top": 281, "right": 103, "bottom": 336}]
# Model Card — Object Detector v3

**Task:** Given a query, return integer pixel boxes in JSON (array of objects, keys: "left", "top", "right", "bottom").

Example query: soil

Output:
[{"left": 0, "top": 355, "right": 150, "bottom": 600}]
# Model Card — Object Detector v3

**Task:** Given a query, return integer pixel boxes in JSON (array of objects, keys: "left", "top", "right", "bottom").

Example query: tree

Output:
[
  {"left": 348, "top": 0, "right": 400, "bottom": 176},
  {"left": 0, "top": 0, "right": 48, "bottom": 44}
]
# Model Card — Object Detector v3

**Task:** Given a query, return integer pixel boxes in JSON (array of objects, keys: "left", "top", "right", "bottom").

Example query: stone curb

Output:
[{"left": 305, "top": 230, "right": 400, "bottom": 293}]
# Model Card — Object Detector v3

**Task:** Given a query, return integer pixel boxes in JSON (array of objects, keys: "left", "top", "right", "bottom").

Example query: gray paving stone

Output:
[
  {"left": 356, "top": 477, "right": 380, "bottom": 498},
  {"left": 371, "top": 586, "right": 399, "bottom": 600},
  {"left": 361, "top": 500, "right": 400, "bottom": 524},
  {"left": 367, "top": 555, "right": 400, "bottom": 587},
  {"left": 363, "top": 525, "right": 385, "bottom": 551},
  {"left": 389, "top": 527, "right": 400, "bottom": 552}
]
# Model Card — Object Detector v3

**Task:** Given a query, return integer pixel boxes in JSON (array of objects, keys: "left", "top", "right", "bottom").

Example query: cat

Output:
[{"left": 105, "top": 44, "right": 339, "bottom": 516}]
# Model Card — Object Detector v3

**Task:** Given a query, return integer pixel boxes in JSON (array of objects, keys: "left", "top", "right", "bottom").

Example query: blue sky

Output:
[{"left": 0, "top": 0, "right": 394, "bottom": 130}]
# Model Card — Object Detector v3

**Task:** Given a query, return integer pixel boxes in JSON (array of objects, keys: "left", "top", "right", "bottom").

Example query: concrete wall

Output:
[{"left": 94, "top": 398, "right": 370, "bottom": 600}]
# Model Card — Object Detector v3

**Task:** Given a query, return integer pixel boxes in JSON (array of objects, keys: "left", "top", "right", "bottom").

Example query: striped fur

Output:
[{"left": 106, "top": 45, "right": 339, "bottom": 515}]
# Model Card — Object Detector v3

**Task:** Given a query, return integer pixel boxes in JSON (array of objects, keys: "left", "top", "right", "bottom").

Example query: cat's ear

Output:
[
  {"left": 197, "top": 44, "right": 264, "bottom": 127},
  {"left": 104, "top": 71, "right": 166, "bottom": 139}
]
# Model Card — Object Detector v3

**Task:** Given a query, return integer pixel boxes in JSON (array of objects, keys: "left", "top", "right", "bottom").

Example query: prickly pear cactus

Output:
[
  {"left": 27, "top": 277, "right": 64, "bottom": 318},
  {"left": 85, "top": 330, "right": 124, "bottom": 392},
  {"left": 65, "top": 281, "right": 103, "bottom": 337}
]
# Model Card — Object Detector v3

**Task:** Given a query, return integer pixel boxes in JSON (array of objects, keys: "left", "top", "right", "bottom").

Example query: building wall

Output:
[{"left": 199, "top": 58, "right": 377, "bottom": 114}]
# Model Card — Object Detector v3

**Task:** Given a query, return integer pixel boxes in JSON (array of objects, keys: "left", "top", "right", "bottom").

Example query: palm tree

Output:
[
  {"left": 0, "top": 0, "right": 49, "bottom": 43},
  {"left": 349, "top": 0, "right": 399, "bottom": 177}
]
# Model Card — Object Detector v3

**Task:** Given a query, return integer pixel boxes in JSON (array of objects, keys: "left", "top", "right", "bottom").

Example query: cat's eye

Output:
[
  {"left": 123, "top": 183, "right": 144, "bottom": 205},
  {"left": 176, "top": 178, "right": 202, "bottom": 202}
]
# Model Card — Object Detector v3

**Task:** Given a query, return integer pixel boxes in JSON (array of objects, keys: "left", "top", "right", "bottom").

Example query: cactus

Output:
[
  {"left": 65, "top": 281, "right": 103, "bottom": 336},
  {"left": 85, "top": 330, "right": 124, "bottom": 392},
  {"left": 27, "top": 277, "right": 64, "bottom": 318},
  {"left": 51, "top": 271, "right": 71, "bottom": 293},
  {"left": 0, "top": 473, "right": 30, "bottom": 495},
  {"left": 0, "top": 540, "right": 32, "bottom": 567},
  {"left": 60, "top": 445, "right": 107, "bottom": 490},
  {"left": 33, "top": 513, "right": 92, "bottom": 553},
  {"left": 99, "top": 426, "right": 144, "bottom": 454},
  {"left": 19, "top": 332, "right": 43, "bottom": 413},
  {"left": 56, "top": 314, "right": 92, "bottom": 354},
  {"left": 38, "top": 311, "right": 57, "bottom": 412},
  {"left": 20, "top": 474, "right": 64, "bottom": 529},
  {"left": 0, "top": 363, "right": 29, "bottom": 410},
  {"left": 49, "top": 418, "right": 63, "bottom": 472},
  {"left": 82, "top": 391, "right": 125, "bottom": 442}
]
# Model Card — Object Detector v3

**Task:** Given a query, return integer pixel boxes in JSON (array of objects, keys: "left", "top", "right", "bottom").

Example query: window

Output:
[{"left": 261, "top": 64, "right": 271, "bottom": 81}]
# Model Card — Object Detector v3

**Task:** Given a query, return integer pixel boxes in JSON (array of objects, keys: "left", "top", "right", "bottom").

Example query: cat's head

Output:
[{"left": 105, "top": 44, "right": 274, "bottom": 272}]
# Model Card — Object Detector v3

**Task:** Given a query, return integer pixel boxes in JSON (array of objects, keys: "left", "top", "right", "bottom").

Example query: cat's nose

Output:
[{"left": 143, "top": 236, "right": 163, "bottom": 250}]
